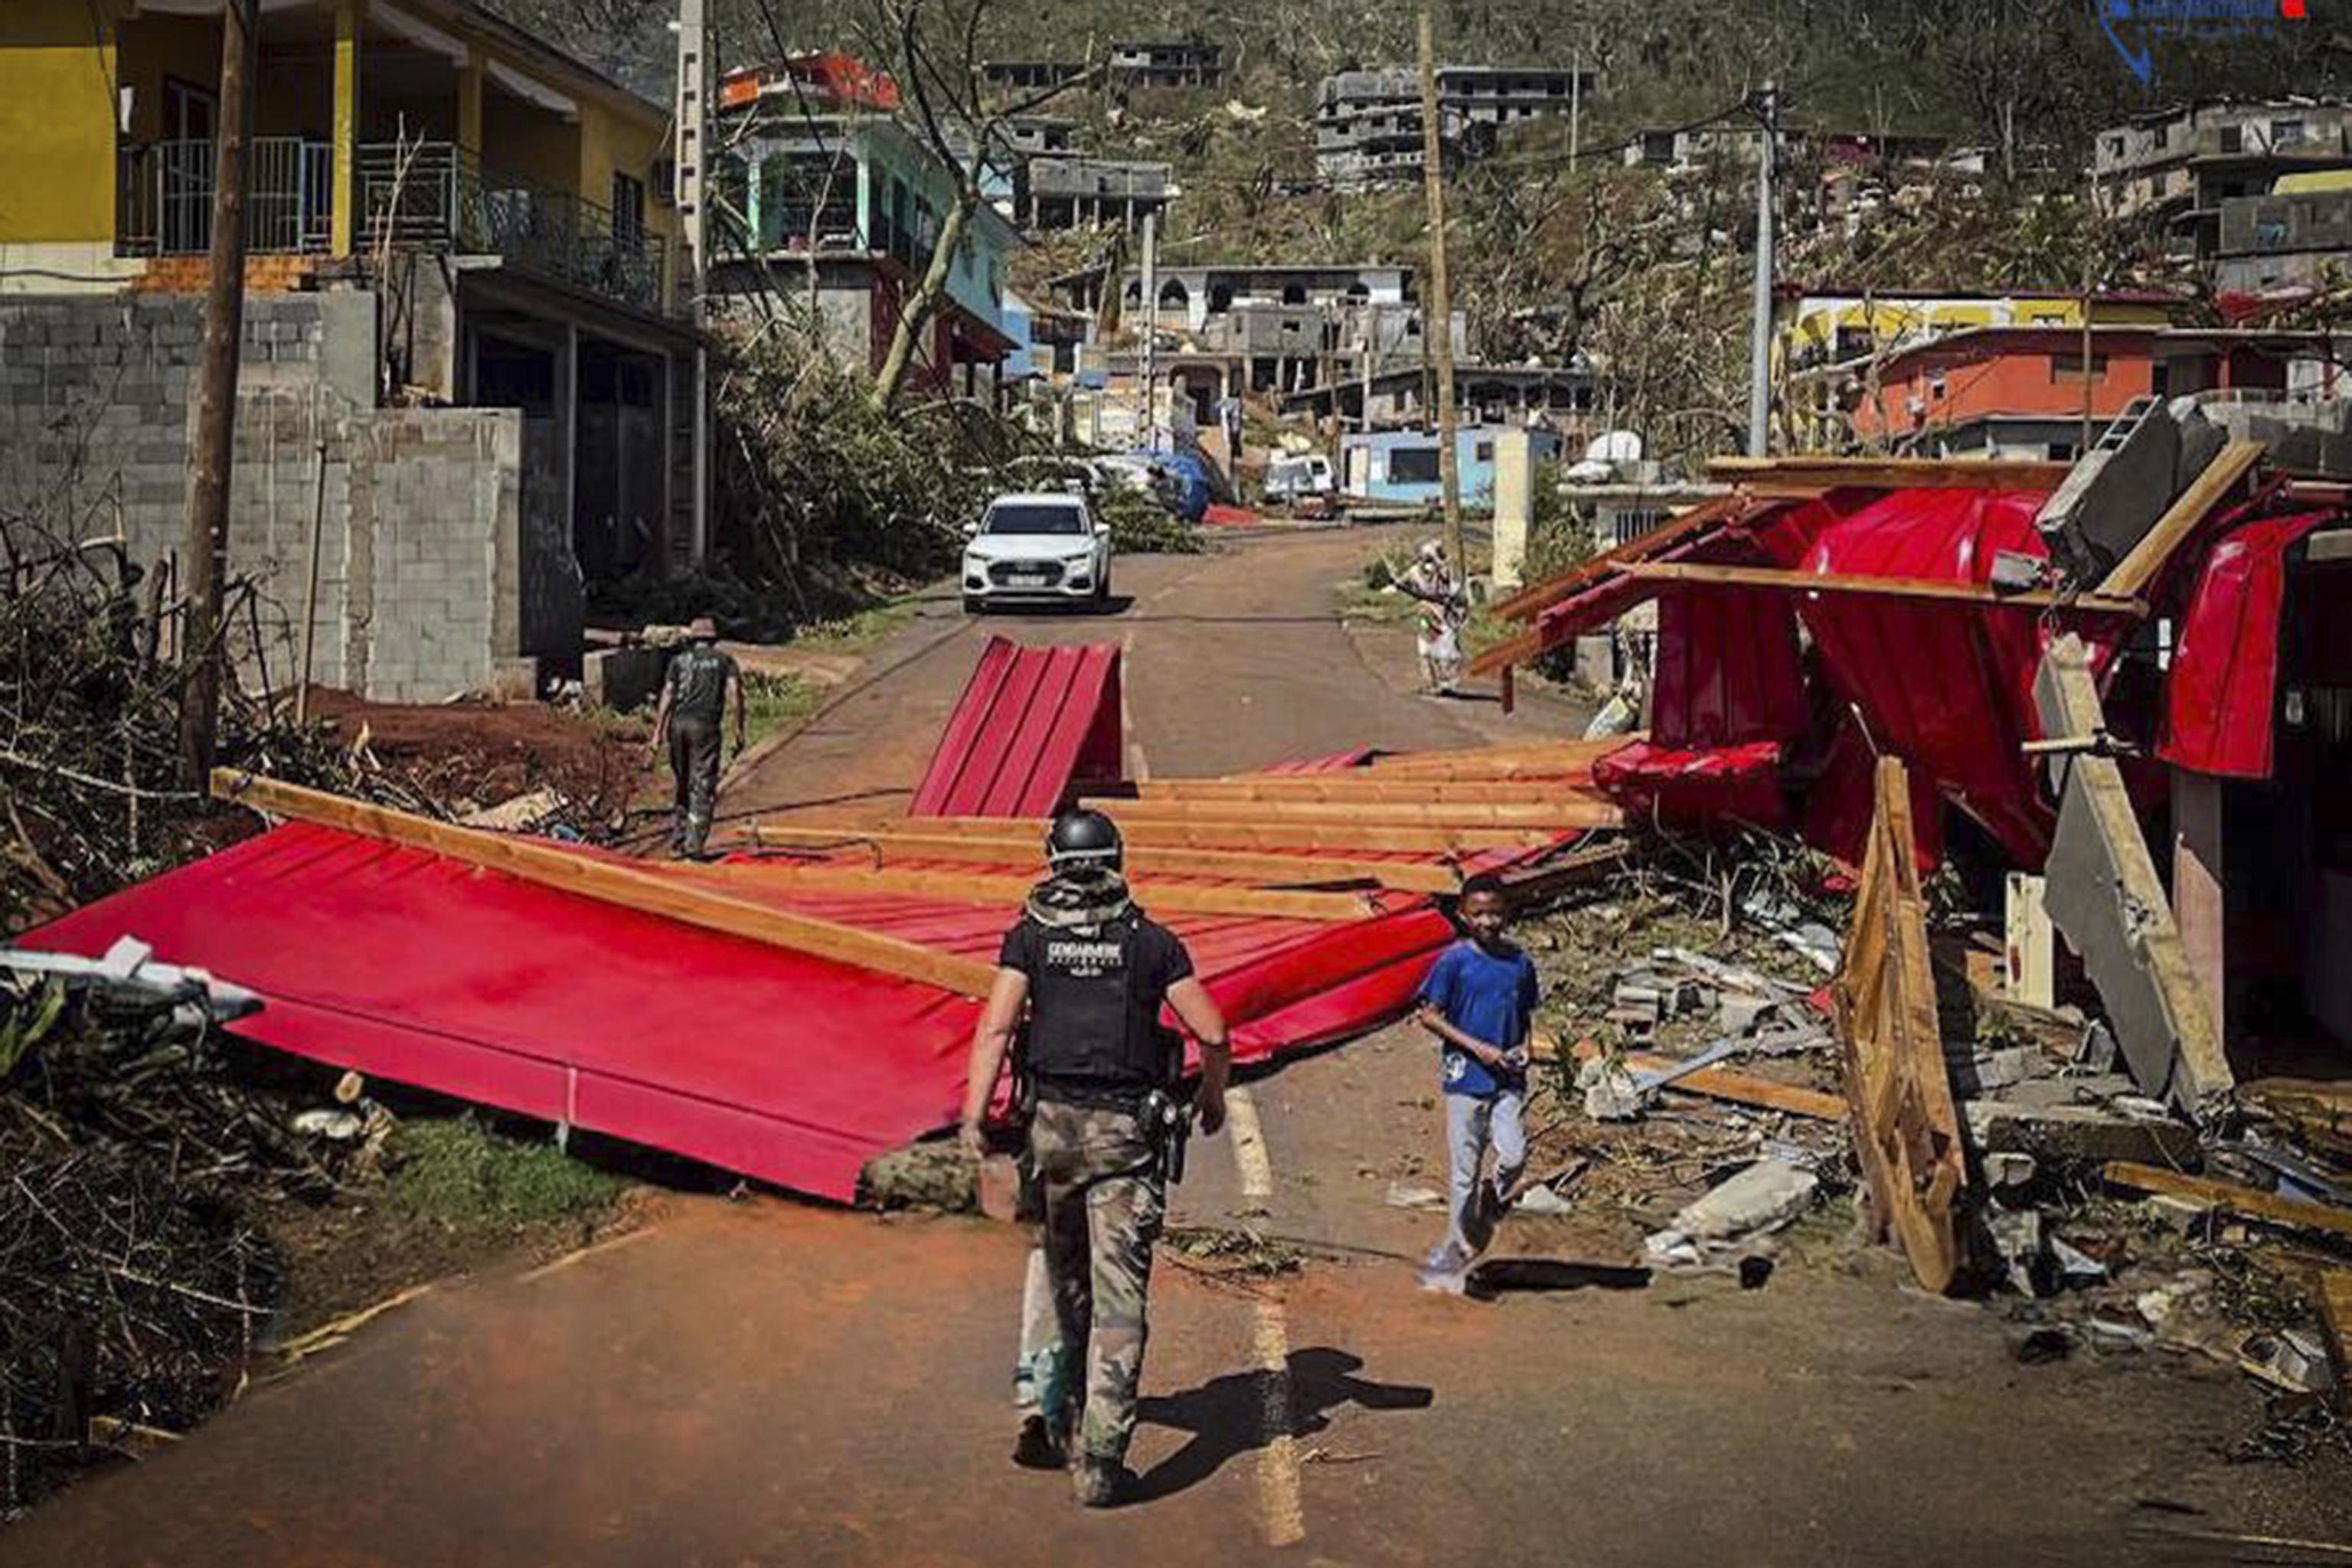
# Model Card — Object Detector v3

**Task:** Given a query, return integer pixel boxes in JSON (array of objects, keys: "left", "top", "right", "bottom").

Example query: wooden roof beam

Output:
[
  {"left": 211, "top": 772, "right": 998, "bottom": 996},
  {"left": 1625, "top": 560, "right": 2147, "bottom": 616}
]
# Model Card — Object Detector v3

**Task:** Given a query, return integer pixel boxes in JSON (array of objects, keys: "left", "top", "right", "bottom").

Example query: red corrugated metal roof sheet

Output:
[
  {"left": 909, "top": 638, "right": 1124, "bottom": 818},
  {"left": 2159, "top": 509, "right": 2332, "bottom": 779}
]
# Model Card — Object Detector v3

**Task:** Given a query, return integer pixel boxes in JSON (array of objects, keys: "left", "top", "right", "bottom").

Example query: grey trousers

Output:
[{"left": 1429, "top": 1088, "right": 1527, "bottom": 1273}]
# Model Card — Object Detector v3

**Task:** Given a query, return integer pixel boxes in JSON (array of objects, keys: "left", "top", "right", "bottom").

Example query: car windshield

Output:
[{"left": 986, "top": 505, "right": 1086, "bottom": 537}]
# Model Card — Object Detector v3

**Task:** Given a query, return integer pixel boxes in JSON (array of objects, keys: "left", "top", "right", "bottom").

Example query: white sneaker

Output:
[{"left": 1417, "top": 1264, "right": 1468, "bottom": 1295}]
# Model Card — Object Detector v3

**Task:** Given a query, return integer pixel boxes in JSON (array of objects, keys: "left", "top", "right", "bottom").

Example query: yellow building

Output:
[
  {"left": 0, "top": 0, "right": 710, "bottom": 693},
  {"left": 0, "top": 0, "right": 679, "bottom": 312}
]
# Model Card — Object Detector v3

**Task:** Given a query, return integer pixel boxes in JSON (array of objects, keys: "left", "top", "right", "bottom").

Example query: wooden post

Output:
[
  {"left": 1416, "top": 9, "right": 1462, "bottom": 567},
  {"left": 178, "top": 0, "right": 260, "bottom": 786},
  {"left": 2171, "top": 767, "right": 2226, "bottom": 1045},
  {"left": 2003, "top": 871, "right": 2053, "bottom": 1009},
  {"left": 295, "top": 439, "right": 328, "bottom": 724}
]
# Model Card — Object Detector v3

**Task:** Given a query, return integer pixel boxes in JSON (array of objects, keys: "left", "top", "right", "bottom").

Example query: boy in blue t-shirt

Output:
[{"left": 1416, "top": 873, "right": 1540, "bottom": 1292}]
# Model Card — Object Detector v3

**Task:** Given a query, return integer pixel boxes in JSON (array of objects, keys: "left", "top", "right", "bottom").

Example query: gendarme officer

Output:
[{"left": 959, "top": 808, "right": 1230, "bottom": 1508}]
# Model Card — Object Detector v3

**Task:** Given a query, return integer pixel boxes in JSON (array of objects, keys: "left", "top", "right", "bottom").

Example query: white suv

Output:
[{"left": 961, "top": 492, "right": 1114, "bottom": 612}]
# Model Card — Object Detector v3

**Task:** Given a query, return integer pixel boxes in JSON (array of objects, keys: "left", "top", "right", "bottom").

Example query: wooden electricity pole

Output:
[
  {"left": 178, "top": 0, "right": 260, "bottom": 785},
  {"left": 1416, "top": 8, "right": 1462, "bottom": 567}
]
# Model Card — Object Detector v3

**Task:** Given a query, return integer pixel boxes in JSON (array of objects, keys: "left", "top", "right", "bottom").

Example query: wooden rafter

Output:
[
  {"left": 702, "top": 862, "right": 1381, "bottom": 923},
  {"left": 1139, "top": 777, "right": 1592, "bottom": 805},
  {"left": 1565, "top": 1037, "right": 1847, "bottom": 1122},
  {"left": 1625, "top": 560, "right": 2146, "bottom": 616},
  {"left": 2096, "top": 439, "right": 2266, "bottom": 602},
  {"left": 1708, "top": 456, "right": 2073, "bottom": 492},
  {"left": 732, "top": 824, "right": 1466, "bottom": 894},
  {"left": 1080, "top": 797, "right": 1625, "bottom": 831},
  {"left": 1364, "top": 737, "right": 1638, "bottom": 779},
  {"left": 210, "top": 772, "right": 998, "bottom": 996},
  {"left": 1490, "top": 493, "right": 1747, "bottom": 624},
  {"left": 901, "top": 814, "right": 1557, "bottom": 854}
]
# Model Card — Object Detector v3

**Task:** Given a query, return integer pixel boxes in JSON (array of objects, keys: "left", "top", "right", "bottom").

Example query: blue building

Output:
[{"left": 1339, "top": 426, "right": 1562, "bottom": 508}]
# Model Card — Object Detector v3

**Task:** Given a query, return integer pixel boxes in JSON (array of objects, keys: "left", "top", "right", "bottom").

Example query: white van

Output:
[{"left": 1261, "top": 453, "right": 1335, "bottom": 505}]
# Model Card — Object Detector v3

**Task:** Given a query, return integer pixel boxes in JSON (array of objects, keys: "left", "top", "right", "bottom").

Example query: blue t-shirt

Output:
[{"left": 1419, "top": 938, "right": 1540, "bottom": 1099}]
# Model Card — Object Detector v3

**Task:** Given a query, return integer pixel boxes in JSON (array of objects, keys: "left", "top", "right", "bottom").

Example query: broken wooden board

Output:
[
  {"left": 703, "top": 861, "right": 1381, "bottom": 923},
  {"left": 2238, "top": 1079, "right": 2352, "bottom": 1166},
  {"left": 210, "top": 772, "right": 998, "bottom": 996},
  {"left": 733, "top": 824, "right": 1466, "bottom": 895},
  {"left": 1834, "top": 756, "right": 1970, "bottom": 1294},
  {"left": 1564, "top": 1037, "right": 1847, "bottom": 1122},
  {"left": 2096, "top": 439, "right": 2265, "bottom": 603},
  {"left": 2033, "top": 635, "right": 2233, "bottom": 1119},
  {"left": 2102, "top": 1162, "right": 2352, "bottom": 1241}
]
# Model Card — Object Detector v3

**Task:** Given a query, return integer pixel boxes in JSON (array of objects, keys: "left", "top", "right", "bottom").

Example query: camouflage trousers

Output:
[{"left": 1027, "top": 1098, "right": 1165, "bottom": 1466}]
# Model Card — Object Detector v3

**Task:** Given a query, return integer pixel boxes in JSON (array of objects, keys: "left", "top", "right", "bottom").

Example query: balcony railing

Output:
[
  {"left": 358, "top": 141, "right": 666, "bottom": 313},
  {"left": 116, "top": 137, "right": 333, "bottom": 256}
]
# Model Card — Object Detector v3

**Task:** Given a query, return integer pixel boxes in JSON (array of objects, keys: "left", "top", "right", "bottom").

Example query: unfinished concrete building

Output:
[
  {"left": 1020, "top": 158, "right": 1174, "bottom": 231},
  {"left": 1315, "top": 65, "right": 1592, "bottom": 190},
  {"left": 1109, "top": 41, "right": 1223, "bottom": 90},
  {"left": 2093, "top": 99, "right": 2352, "bottom": 258}
]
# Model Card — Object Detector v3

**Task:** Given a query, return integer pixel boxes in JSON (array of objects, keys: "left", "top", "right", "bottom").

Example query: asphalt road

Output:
[{"left": 8, "top": 525, "right": 2343, "bottom": 1566}]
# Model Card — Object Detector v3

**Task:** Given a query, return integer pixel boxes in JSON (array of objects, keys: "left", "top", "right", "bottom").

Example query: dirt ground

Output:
[
  {"left": 302, "top": 688, "right": 649, "bottom": 831},
  {"left": 11, "top": 524, "right": 2350, "bottom": 1565}
]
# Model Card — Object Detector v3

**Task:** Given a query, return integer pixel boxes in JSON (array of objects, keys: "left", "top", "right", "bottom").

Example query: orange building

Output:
[{"left": 1823, "top": 325, "right": 2345, "bottom": 459}]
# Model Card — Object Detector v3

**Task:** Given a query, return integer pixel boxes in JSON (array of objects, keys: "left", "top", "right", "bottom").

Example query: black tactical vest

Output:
[{"left": 1021, "top": 913, "right": 1180, "bottom": 1100}]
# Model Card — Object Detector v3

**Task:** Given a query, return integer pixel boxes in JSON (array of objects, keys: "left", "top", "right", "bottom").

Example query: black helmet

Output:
[{"left": 1046, "top": 808, "right": 1123, "bottom": 871}]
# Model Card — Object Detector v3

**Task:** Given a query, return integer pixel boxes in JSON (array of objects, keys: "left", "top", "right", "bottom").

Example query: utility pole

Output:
[
  {"left": 2080, "top": 168, "right": 2098, "bottom": 458},
  {"left": 178, "top": 0, "right": 258, "bottom": 786},
  {"left": 1138, "top": 209, "right": 1158, "bottom": 447},
  {"left": 1417, "top": 8, "right": 1462, "bottom": 566},
  {"left": 1568, "top": 41, "right": 1582, "bottom": 168},
  {"left": 1745, "top": 78, "right": 1777, "bottom": 459},
  {"left": 675, "top": 0, "right": 709, "bottom": 566}
]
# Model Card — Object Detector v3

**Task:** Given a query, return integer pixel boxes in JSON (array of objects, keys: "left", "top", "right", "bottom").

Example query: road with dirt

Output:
[{"left": 7, "top": 525, "right": 2342, "bottom": 1566}]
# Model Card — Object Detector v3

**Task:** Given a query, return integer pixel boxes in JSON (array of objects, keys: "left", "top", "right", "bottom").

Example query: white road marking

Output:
[
  {"left": 1251, "top": 1295, "right": 1308, "bottom": 1549},
  {"left": 1122, "top": 629, "right": 1148, "bottom": 781},
  {"left": 1225, "top": 1086, "right": 1272, "bottom": 1204},
  {"left": 1223, "top": 1086, "right": 1303, "bottom": 1547}
]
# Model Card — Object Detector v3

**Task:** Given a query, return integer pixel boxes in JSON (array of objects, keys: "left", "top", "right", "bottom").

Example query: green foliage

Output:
[
  {"left": 1094, "top": 485, "right": 1204, "bottom": 555},
  {"left": 0, "top": 978, "right": 67, "bottom": 1080},
  {"left": 387, "top": 1116, "right": 620, "bottom": 1227},
  {"left": 740, "top": 670, "right": 824, "bottom": 753}
]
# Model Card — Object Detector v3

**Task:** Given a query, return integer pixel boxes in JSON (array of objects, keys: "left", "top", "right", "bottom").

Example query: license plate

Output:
[{"left": 1008, "top": 570, "right": 1050, "bottom": 583}]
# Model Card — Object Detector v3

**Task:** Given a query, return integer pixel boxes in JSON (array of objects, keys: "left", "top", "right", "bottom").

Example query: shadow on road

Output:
[
  {"left": 1131, "top": 1347, "right": 1433, "bottom": 1502},
  {"left": 1465, "top": 1259, "right": 1652, "bottom": 1298},
  {"left": 965, "top": 596, "right": 1137, "bottom": 619}
]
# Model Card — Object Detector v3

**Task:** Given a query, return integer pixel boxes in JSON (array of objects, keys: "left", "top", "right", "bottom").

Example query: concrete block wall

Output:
[{"left": 0, "top": 291, "right": 578, "bottom": 704}]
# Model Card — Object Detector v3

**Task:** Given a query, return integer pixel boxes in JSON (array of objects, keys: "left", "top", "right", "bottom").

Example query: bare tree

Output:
[{"left": 864, "top": 0, "right": 1100, "bottom": 410}]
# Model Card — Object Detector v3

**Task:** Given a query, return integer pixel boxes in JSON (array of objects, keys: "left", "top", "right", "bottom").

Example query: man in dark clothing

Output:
[
  {"left": 647, "top": 617, "right": 745, "bottom": 858},
  {"left": 959, "top": 808, "right": 1230, "bottom": 1508}
]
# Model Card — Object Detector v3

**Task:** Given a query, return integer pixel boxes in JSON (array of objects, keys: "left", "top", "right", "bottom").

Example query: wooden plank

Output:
[
  {"left": 1367, "top": 737, "right": 1635, "bottom": 779},
  {"left": 1139, "top": 777, "right": 1592, "bottom": 805},
  {"left": 733, "top": 824, "right": 1466, "bottom": 894},
  {"left": 1625, "top": 559, "right": 2146, "bottom": 616},
  {"left": 2097, "top": 439, "right": 2266, "bottom": 602},
  {"left": 1491, "top": 493, "right": 1747, "bottom": 622},
  {"left": 210, "top": 771, "right": 998, "bottom": 997},
  {"left": 702, "top": 861, "right": 1380, "bottom": 923},
  {"left": 899, "top": 815, "right": 1556, "bottom": 855},
  {"left": 1564, "top": 1037, "right": 1846, "bottom": 1122},
  {"left": 2103, "top": 1162, "right": 2352, "bottom": 1241},
  {"left": 1834, "top": 756, "right": 1968, "bottom": 1293},
  {"left": 1079, "top": 797, "right": 1625, "bottom": 831},
  {"left": 2319, "top": 1269, "right": 2352, "bottom": 1400},
  {"left": 1707, "top": 456, "right": 2073, "bottom": 492}
]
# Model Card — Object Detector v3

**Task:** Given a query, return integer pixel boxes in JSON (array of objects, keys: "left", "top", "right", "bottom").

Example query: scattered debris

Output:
[{"left": 1644, "top": 1158, "right": 1821, "bottom": 1269}]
